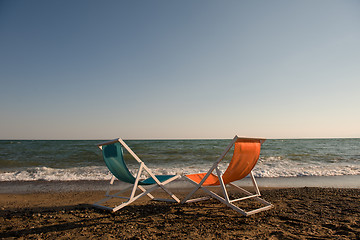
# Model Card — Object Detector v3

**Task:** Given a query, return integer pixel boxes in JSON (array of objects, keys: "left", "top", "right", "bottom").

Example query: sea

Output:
[{"left": 0, "top": 138, "right": 359, "bottom": 192}]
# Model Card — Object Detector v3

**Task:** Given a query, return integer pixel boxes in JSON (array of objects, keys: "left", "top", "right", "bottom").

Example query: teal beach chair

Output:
[{"left": 93, "top": 138, "right": 180, "bottom": 212}]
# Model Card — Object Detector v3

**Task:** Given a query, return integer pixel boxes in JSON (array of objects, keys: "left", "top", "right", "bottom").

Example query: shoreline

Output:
[
  {"left": 1, "top": 187, "right": 359, "bottom": 239},
  {"left": 1, "top": 174, "right": 359, "bottom": 194}
]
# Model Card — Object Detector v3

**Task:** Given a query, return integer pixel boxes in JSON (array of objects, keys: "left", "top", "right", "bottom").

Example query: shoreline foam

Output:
[{"left": 1, "top": 175, "right": 359, "bottom": 194}]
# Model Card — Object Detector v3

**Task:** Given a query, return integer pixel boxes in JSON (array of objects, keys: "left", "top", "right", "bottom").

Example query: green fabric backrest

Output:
[
  {"left": 102, "top": 142, "right": 137, "bottom": 184},
  {"left": 102, "top": 141, "right": 175, "bottom": 186}
]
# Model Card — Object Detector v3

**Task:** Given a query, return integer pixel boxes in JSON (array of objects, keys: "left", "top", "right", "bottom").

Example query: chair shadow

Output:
[
  {"left": 0, "top": 203, "right": 174, "bottom": 238},
  {"left": 0, "top": 198, "right": 267, "bottom": 238}
]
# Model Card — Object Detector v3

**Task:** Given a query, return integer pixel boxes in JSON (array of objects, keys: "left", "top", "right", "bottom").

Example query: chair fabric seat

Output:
[
  {"left": 186, "top": 173, "right": 221, "bottom": 186},
  {"left": 103, "top": 142, "right": 177, "bottom": 186},
  {"left": 181, "top": 136, "right": 273, "bottom": 216},
  {"left": 93, "top": 138, "right": 181, "bottom": 212},
  {"left": 186, "top": 140, "right": 261, "bottom": 186},
  {"left": 141, "top": 175, "right": 176, "bottom": 185}
]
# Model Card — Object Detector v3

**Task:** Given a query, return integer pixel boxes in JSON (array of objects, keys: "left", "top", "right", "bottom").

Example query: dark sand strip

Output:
[{"left": 1, "top": 187, "right": 359, "bottom": 239}]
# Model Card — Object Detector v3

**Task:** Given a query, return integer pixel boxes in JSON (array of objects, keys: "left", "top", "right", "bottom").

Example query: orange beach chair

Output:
[{"left": 181, "top": 135, "right": 273, "bottom": 216}]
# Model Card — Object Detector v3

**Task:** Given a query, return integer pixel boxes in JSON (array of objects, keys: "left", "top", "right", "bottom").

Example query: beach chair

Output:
[
  {"left": 181, "top": 135, "right": 273, "bottom": 216},
  {"left": 93, "top": 138, "right": 180, "bottom": 212}
]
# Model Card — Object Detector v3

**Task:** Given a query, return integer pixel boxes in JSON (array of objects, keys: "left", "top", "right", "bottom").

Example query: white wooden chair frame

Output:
[
  {"left": 181, "top": 136, "right": 273, "bottom": 216},
  {"left": 93, "top": 138, "right": 180, "bottom": 212}
]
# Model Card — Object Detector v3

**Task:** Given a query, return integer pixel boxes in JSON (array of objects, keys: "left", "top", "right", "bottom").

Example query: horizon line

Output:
[{"left": 1, "top": 136, "right": 359, "bottom": 141}]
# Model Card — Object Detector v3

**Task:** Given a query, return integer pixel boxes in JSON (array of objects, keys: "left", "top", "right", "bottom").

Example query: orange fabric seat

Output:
[
  {"left": 182, "top": 136, "right": 273, "bottom": 216},
  {"left": 186, "top": 139, "right": 261, "bottom": 186}
]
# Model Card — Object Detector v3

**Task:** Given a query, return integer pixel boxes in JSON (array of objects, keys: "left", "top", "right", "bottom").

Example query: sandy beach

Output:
[{"left": 1, "top": 187, "right": 359, "bottom": 239}]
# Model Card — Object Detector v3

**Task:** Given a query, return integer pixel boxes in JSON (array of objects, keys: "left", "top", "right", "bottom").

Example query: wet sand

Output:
[{"left": 1, "top": 187, "right": 359, "bottom": 239}]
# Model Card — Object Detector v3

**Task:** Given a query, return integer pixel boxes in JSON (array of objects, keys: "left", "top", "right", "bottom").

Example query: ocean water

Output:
[{"left": 0, "top": 138, "right": 359, "bottom": 187}]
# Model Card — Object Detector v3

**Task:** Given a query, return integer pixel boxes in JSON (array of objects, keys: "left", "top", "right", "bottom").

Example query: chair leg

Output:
[
  {"left": 227, "top": 176, "right": 273, "bottom": 214},
  {"left": 181, "top": 180, "right": 204, "bottom": 203},
  {"left": 181, "top": 175, "right": 273, "bottom": 216},
  {"left": 138, "top": 185, "right": 155, "bottom": 200},
  {"left": 154, "top": 175, "right": 181, "bottom": 203},
  {"left": 93, "top": 176, "right": 181, "bottom": 212}
]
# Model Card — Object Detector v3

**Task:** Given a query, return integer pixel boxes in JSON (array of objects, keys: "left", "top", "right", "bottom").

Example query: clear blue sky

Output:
[{"left": 1, "top": 0, "right": 359, "bottom": 139}]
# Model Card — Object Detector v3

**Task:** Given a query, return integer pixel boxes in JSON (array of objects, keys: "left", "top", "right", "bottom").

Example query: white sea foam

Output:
[
  {"left": 0, "top": 164, "right": 206, "bottom": 181},
  {"left": 0, "top": 166, "right": 113, "bottom": 181},
  {"left": 254, "top": 157, "right": 360, "bottom": 178},
  {"left": 1, "top": 160, "right": 359, "bottom": 181}
]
